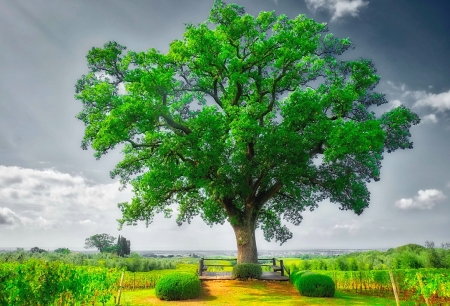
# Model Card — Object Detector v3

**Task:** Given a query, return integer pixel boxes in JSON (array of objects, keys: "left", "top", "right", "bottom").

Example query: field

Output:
[{"left": 2, "top": 245, "right": 450, "bottom": 305}]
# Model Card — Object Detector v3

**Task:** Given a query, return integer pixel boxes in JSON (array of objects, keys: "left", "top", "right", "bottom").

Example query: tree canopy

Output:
[
  {"left": 54, "top": 248, "right": 71, "bottom": 254},
  {"left": 75, "top": 0, "right": 419, "bottom": 262},
  {"left": 117, "top": 235, "right": 131, "bottom": 257},
  {"left": 84, "top": 233, "right": 116, "bottom": 253}
]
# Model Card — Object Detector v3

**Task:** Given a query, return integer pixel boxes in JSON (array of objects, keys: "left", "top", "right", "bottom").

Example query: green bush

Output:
[
  {"left": 155, "top": 272, "right": 201, "bottom": 301},
  {"left": 297, "top": 273, "right": 335, "bottom": 297},
  {"left": 232, "top": 263, "right": 262, "bottom": 280},
  {"left": 290, "top": 270, "right": 309, "bottom": 286}
]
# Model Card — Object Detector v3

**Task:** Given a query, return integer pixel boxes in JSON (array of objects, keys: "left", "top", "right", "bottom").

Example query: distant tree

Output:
[
  {"left": 117, "top": 235, "right": 131, "bottom": 257},
  {"left": 30, "top": 247, "right": 47, "bottom": 253},
  {"left": 75, "top": 0, "right": 420, "bottom": 263},
  {"left": 54, "top": 247, "right": 71, "bottom": 254},
  {"left": 441, "top": 242, "right": 450, "bottom": 250},
  {"left": 84, "top": 233, "right": 116, "bottom": 253},
  {"left": 425, "top": 240, "right": 435, "bottom": 249}
]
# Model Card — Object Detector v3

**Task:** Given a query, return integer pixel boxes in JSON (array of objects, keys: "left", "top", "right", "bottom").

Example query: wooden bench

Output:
[
  {"left": 198, "top": 261, "right": 234, "bottom": 275},
  {"left": 259, "top": 259, "right": 286, "bottom": 276},
  {"left": 260, "top": 264, "right": 282, "bottom": 272},
  {"left": 199, "top": 258, "right": 287, "bottom": 276}
]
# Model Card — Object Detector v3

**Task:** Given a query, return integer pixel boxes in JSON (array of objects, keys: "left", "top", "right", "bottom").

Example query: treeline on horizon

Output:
[
  {"left": 1, "top": 241, "right": 449, "bottom": 272},
  {"left": 0, "top": 249, "right": 200, "bottom": 272}
]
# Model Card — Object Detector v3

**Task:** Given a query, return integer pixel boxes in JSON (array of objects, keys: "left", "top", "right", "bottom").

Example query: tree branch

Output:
[
  {"left": 255, "top": 181, "right": 283, "bottom": 211},
  {"left": 160, "top": 94, "right": 192, "bottom": 135}
]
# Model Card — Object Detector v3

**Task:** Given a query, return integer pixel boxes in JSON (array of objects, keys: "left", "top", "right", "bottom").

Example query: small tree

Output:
[
  {"left": 441, "top": 242, "right": 450, "bottom": 250},
  {"left": 54, "top": 248, "right": 71, "bottom": 254},
  {"left": 84, "top": 233, "right": 116, "bottom": 253},
  {"left": 117, "top": 235, "right": 131, "bottom": 257},
  {"left": 425, "top": 240, "right": 435, "bottom": 249},
  {"left": 30, "top": 247, "right": 47, "bottom": 253}
]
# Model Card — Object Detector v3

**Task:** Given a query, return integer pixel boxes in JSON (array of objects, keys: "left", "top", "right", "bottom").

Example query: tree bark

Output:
[{"left": 233, "top": 221, "right": 258, "bottom": 263}]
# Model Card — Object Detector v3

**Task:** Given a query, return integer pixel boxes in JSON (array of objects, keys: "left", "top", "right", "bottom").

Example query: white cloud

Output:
[
  {"left": 384, "top": 82, "right": 450, "bottom": 124},
  {"left": 0, "top": 165, "right": 132, "bottom": 229},
  {"left": 304, "top": 0, "right": 369, "bottom": 21},
  {"left": 333, "top": 220, "right": 360, "bottom": 231},
  {"left": 387, "top": 99, "right": 402, "bottom": 110},
  {"left": 0, "top": 206, "right": 35, "bottom": 228},
  {"left": 395, "top": 189, "right": 447, "bottom": 210},
  {"left": 413, "top": 89, "right": 450, "bottom": 112},
  {"left": 422, "top": 114, "right": 438, "bottom": 124},
  {"left": 79, "top": 219, "right": 96, "bottom": 225}
]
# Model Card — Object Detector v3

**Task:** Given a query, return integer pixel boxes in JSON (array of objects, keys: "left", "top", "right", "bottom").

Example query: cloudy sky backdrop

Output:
[{"left": 1, "top": 0, "right": 449, "bottom": 251}]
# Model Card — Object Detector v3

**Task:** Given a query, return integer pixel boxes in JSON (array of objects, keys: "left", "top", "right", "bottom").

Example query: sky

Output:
[{"left": 1, "top": 0, "right": 449, "bottom": 252}]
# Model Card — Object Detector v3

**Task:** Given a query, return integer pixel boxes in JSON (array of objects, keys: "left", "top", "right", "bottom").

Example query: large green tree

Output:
[{"left": 75, "top": 0, "right": 419, "bottom": 263}]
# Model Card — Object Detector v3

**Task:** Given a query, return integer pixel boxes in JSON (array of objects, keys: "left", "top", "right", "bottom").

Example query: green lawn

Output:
[{"left": 98, "top": 279, "right": 416, "bottom": 306}]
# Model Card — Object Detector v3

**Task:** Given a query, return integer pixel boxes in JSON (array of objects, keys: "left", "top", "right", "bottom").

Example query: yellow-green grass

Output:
[{"left": 97, "top": 279, "right": 415, "bottom": 306}]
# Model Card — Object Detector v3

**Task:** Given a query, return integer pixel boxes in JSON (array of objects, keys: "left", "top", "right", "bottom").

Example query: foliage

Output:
[
  {"left": 115, "top": 264, "right": 198, "bottom": 290},
  {"left": 117, "top": 235, "right": 131, "bottom": 257},
  {"left": 0, "top": 259, "right": 120, "bottom": 306},
  {"left": 312, "top": 269, "right": 450, "bottom": 303},
  {"left": 74, "top": 0, "right": 420, "bottom": 263},
  {"left": 85, "top": 233, "right": 116, "bottom": 253},
  {"left": 289, "top": 270, "right": 309, "bottom": 286},
  {"left": 388, "top": 244, "right": 426, "bottom": 254},
  {"left": 232, "top": 263, "right": 262, "bottom": 280},
  {"left": 29, "top": 246, "right": 47, "bottom": 253},
  {"left": 54, "top": 248, "right": 71, "bottom": 255},
  {"left": 297, "top": 273, "right": 335, "bottom": 297},
  {"left": 155, "top": 272, "right": 201, "bottom": 301},
  {"left": 284, "top": 244, "right": 450, "bottom": 271},
  {"left": 0, "top": 249, "right": 197, "bottom": 272}
]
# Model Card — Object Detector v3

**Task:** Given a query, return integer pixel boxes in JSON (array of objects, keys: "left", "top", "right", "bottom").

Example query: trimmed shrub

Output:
[
  {"left": 155, "top": 272, "right": 201, "bottom": 301},
  {"left": 290, "top": 270, "right": 309, "bottom": 286},
  {"left": 232, "top": 263, "right": 262, "bottom": 280},
  {"left": 297, "top": 273, "right": 335, "bottom": 297}
]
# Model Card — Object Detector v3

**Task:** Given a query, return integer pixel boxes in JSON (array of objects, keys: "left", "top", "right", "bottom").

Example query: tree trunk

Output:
[{"left": 233, "top": 222, "right": 258, "bottom": 263}]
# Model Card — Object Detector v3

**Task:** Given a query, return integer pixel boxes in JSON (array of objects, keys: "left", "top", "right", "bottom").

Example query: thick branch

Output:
[
  {"left": 161, "top": 94, "right": 192, "bottom": 135},
  {"left": 254, "top": 181, "right": 283, "bottom": 211},
  {"left": 126, "top": 138, "right": 161, "bottom": 149}
]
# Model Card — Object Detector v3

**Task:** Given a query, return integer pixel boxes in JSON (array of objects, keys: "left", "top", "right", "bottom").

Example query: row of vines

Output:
[
  {"left": 309, "top": 269, "right": 450, "bottom": 304},
  {"left": 0, "top": 259, "right": 120, "bottom": 306}
]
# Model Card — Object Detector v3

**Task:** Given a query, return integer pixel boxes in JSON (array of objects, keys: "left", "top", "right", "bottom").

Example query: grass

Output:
[{"left": 98, "top": 279, "right": 417, "bottom": 306}]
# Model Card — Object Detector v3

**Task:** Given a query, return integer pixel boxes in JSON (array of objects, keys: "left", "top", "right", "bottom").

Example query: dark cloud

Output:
[
  {"left": 0, "top": 208, "right": 17, "bottom": 225},
  {"left": 0, "top": 176, "right": 23, "bottom": 186}
]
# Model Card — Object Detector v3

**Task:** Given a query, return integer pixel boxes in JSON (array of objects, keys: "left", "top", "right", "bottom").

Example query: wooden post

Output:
[
  {"left": 272, "top": 258, "right": 276, "bottom": 266},
  {"left": 359, "top": 271, "right": 362, "bottom": 293},
  {"left": 417, "top": 272, "right": 431, "bottom": 306},
  {"left": 199, "top": 258, "right": 204, "bottom": 276},
  {"left": 279, "top": 260, "right": 284, "bottom": 276},
  {"left": 116, "top": 271, "right": 125, "bottom": 306},
  {"left": 389, "top": 271, "right": 400, "bottom": 306}
]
